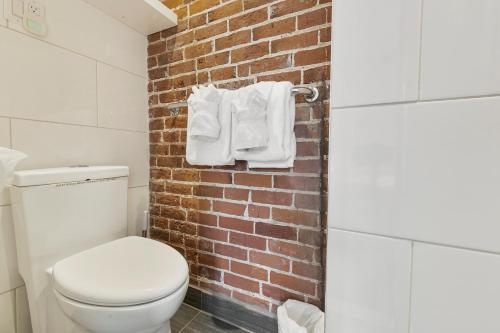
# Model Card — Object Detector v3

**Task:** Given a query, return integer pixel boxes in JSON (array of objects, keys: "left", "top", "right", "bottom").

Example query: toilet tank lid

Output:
[{"left": 12, "top": 166, "right": 129, "bottom": 187}]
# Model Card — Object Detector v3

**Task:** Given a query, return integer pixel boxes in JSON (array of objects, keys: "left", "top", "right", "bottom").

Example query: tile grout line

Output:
[
  {"left": 178, "top": 310, "right": 201, "bottom": 333},
  {"left": 407, "top": 241, "right": 415, "bottom": 333}
]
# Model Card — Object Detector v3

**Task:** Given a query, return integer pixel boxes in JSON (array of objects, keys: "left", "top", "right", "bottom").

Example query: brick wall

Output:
[{"left": 147, "top": 0, "right": 331, "bottom": 313}]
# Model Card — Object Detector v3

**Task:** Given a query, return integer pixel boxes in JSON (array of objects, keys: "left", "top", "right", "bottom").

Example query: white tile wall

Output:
[
  {"left": 328, "top": 0, "right": 500, "bottom": 332},
  {"left": 5, "top": 0, "right": 147, "bottom": 77},
  {"left": 0, "top": 27, "right": 97, "bottom": 126},
  {"left": 326, "top": 230, "right": 412, "bottom": 333},
  {"left": 0, "top": 290, "right": 16, "bottom": 332},
  {"left": 0, "top": 117, "right": 11, "bottom": 205},
  {"left": 11, "top": 119, "right": 149, "bottom": 187},
  {"left": 411, "top": 243, "right": 500, "bottom": 333},
  {"left": 0, "top": 207, "right": 23, "bottom": 294},
  {"left": 0, "top": 0, "right": 149, "bottom": 330},
  {"left": 420, "top": 0, "right": 500, "bottom": 100},
  {"left": 331, "top": 0, "right": 421, "bottom": 107},
  {"left": 330, "top": 97, "right": 500, "bottom": 253},
  {"left": 97, "top": 63, "right": 149, "bottom": 132}
]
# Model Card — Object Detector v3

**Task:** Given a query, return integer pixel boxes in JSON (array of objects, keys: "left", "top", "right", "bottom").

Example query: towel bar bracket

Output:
[{"left": 291, "top": 86, "right": 320, "bottom": 103}]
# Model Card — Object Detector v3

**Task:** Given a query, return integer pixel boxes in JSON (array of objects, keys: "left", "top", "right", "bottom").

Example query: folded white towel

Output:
[
  {"left": 186, "top": 89, "right": 235, "bottom": 166},
  {"left": 234, "top": 82, "right": 296, "bottom": 168},
  {"left": 232, "top": 89, "right": 268, "bottom": 150},
  {"left": 188, "top": 85, "right": 222, "bottom": 140}
]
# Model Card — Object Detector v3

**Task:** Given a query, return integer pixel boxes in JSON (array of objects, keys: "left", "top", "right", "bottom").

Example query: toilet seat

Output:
[{"left": 52, "top": 236, "right": 189, "bottom": 306}]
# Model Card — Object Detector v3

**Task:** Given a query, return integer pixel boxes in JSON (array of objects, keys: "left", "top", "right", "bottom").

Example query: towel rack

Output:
[{"left": 165, "top": 85, "right": 320, "bottom": 116}]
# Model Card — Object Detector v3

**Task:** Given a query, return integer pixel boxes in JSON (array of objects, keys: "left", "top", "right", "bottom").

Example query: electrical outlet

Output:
[
  {"left": 23, "top": 0, "right": 46, "bottom": 36},
  {"left": 27, "top": 1, "right": 41, "bottom": 16}
]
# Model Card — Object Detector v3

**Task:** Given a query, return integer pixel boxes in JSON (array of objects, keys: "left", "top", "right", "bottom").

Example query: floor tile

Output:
[
  {"left": 171, "top": 304, "right": 200, "bottom": 333},
  {"left": 181, "top": 312, "right": 249, "bottom": 333}
]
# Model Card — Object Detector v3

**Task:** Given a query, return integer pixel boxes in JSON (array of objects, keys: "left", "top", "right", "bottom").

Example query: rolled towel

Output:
[
  {"left": 232, "top": 89, "right": 268, "bottom": 150},
  {"left": 188, "top": 85, "right": 222, "bottom": 140}
]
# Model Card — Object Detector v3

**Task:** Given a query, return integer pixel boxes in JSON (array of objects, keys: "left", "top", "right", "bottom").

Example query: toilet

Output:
[{"left": 9, "top": 166, "right": 188, "bottom": 333}]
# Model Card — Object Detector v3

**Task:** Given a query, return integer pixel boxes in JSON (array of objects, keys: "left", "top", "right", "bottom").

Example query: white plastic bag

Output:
[
  {"left": 0, "top": 147, "right": 27, "bottom": 192},
  {"left": 277, "top": 300, "right": 324, "bottom": 333}
]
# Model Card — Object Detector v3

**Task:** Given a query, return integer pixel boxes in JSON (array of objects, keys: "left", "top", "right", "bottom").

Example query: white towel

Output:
[
  {"left": 233, "top": 82, "right": 296, "bottom": 168},
  {"left": 188, "top": 85, "right": 222, "bottom": 140},
  {"left": 186, "top": 89, "right": 235, "bottom": 166},
  {"left": 232, "top": 89, "right": 268, "bottom": 150}
]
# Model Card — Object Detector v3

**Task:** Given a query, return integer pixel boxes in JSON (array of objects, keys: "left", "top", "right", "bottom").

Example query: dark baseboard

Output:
[{"left": 184, "top": 287, "right": 278, "bottom": 333}]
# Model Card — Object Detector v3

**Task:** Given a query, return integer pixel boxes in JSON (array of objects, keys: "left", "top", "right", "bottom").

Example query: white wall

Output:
[
  {"left": 0, "top": 0, "right": 150, "bottom": 331},
  {"left": 327, "top": 0, "right": 500, "bottom": 332}
]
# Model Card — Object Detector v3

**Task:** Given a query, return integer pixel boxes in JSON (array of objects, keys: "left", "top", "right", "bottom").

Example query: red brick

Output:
[
  {"left": 224, "top": 188, "right": 249, "bottom": 201},
  {"left": 271, "top": 30, "right": 317, "bottom": 53},
  {"left": 188, "top": 212, "right": 218, "bottom": 226},
  {"left": 166, "top": 31, "right": 194, "bottom": 50},
  {"left": 292, "top": 261, "right": 322, "bottom": 280},
  {"left": 274, "top": 175, "right": 320, "bottom": 191},
  {"left": 189, "top": 0, "right": 220, "bottom": 15},
  {"left": 258, "top": 71, "right": 301, "bottom": 84},
  {"left": 255, "top": 222, "right": 297, "bottom": 240},
  {"left": 225, "top": 273, "right": 260, "bottom": 293},
  {"left": 208, "top": 1, "right": 243, "bottom": 22},
  {"left": 252, "top": 190, "right": 293, "bottom": 206},
  {"left": 320, "top": 27, "right": 331, "bottom": 43},
  {"left": 169, "top": 220, "right": 197, "bottom": 235},
  {"left": 270, "top": 271, "right": 316, "bottom": 295},
  {"left": 294, "top": 193, "right": 320, "bottom": 210},
  {"left": 172, "top": 169, "right": 199, "bottom": 182},
  {"left": 270, "top": 0, "right": 316, "bottom": 18},
  {"left": 215, "top": 30, "right": 251, "bottom": 50},
  {"left": 158, "top": 50, "right": 183, "bottom": 66},
  {"left": 165, "top": 116, "right": 188, "bottom": 128},
  {"left": 156, "top": 194, "right": 180, "bottom": 206},
  {"left": 181, "top": 197, "right": 211, "bottom": 211},
  {"left": 211, "top": 66, "right": 236, "bottom": 81},
  {"left": 230, "top": 232, "right": 266, "bottom": 250},
  {"left": 268, "top": 240, "right": 314, "bottom": 261},
  {"left": 272, "top": 207, "right": 319, "bottom": 227},
  {"left": 148, "top": 41, "right": 166, "bottom": 55},
  {"left": 193, "top": 265, "right": 222, "bottom": 281},
  {"left": 231, "top": 261, "right": 268, "bottom": 281},
  {"left": 250, "top": 251, "right": 289, "bottom": 271},
  {"left": 160, "top": 206, "right": 186, "bottom": 221},
  {"left": 213, "top": 201, "right": 246, "bottom": 216},
  {"left": 185, "top": 42, "right": 213, "bottom": 59},
  {"left": 304, "top": 65, "right": 330, "bottom": 84},
  {"left": 253, "top": 17, "right": 295, "bottom": 40},
  {"left": 219, "top": 216, "right": 254, "bottom": 233},
  {"left": 296, "top": 141, "right": 319, "bottom": 157},
  {"left": 234, "top": 173, "right": 272, "bottom": 187},
  {"left": 195, "top": 21, "right": 227, "bottom": 41},
  {"left": 243, "top": 0, "right": 271, "bottom": 10},
  {"left": 157, "top": 156, "right": 182, "bottom": 168},
  {"left": 189, "top": 13, "right": 207, "bottom": 28},
  {"left": 229, "top": 8, "right": 268, "bottom": 31},
  {"left": 298, "top": 7, "right": 328, "bottom": 29},
  {"left": 197, "top": 52, "right": 230, "bottom": 69},
  {"left": 200, "top": 171, "right": 233, "bottom": 184},
  {"left": 298, "top": 229, "right": 322, "bottom": 246},
  {"left": 249, "top": 55, "right": 291, "bottom": 74},
  {"left": 215, "top": 243, "right": 248, "bottom": 260},
  {"left": 248, "top": 205, "right": 270, "bottom": 218},
  {"left": 294, "top": 46, "right": 330, "bottom": 66},
  {"left": 295, "top": 123, "right": 321, "bottom": 138},
  {"left": 232, "top": 42, "right": 269, "bottom": 64},
  {"left": 199, "top": 281, "right": 232, "bottom": 296},
  {"left": 169, "top": 144, "right": 186, "bottom": 155},
  {"left": 262, "top": 284, "right": 305, "bottom": 302},
  {"left": 199, "top": 226, "right": 228, "bottom": 242},
  {"left": 151, "top": 168, "right": 172, "bottom": 180},
  {"left": 198, "top": 238, "right": 214, "bottom": 252},
  {"left": 193, "top": 185, "right": 223, "bottom": 198},
  {"left": 169, "top": 60, "right": 195, "bottom": 75},
  {"left": 198, "top": 253, "right": 229, "bottom": 270}
]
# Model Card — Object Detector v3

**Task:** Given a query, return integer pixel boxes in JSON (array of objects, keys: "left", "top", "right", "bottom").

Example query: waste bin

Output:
[{"left": 277, "top": 299, "right": 324, "bottom": 333}]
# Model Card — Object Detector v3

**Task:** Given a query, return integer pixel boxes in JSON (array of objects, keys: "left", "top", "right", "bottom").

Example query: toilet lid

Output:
[{"left": 52, "top": 236, "right": 188, "bottom": 306}]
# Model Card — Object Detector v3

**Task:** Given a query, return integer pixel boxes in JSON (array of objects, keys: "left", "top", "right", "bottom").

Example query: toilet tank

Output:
[{"left": 10, "top": 166, "right": 129, "bottom": 279}]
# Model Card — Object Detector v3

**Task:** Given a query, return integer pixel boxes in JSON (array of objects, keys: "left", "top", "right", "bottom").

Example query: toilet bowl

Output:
[{"left": 51, "top": 236, "right": 189, "bottom": 333}]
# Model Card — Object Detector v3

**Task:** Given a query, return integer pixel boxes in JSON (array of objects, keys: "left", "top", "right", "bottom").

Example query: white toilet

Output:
[{"left": 10, "top": 166, "right": 189, "bottom": 333}]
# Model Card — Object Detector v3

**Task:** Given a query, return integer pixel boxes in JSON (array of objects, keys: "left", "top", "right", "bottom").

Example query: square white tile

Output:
[
  {"left": 0, "top": 206, "right": 23, "bottom": 294},
  {"left": 11, "top": 119, "right": 149, "bottom": 188},
  {"left": 330, "top": 97, "right": 500, "bottom": 253},
  {"left": 0, "top": 289, "right": 16, "bottom": 333},
  {"left": 97, "top": 63, "right": 149, "bottom": 132},
  {"left": 332, "top": 0, "right": 421, "bottom": 107},
  {"left": 325, "top": 229, "right": 412, "bottom": 333},
  {"left": 0, "top": 27, "right": 97, "bottom": 126},
  {"left": 127, "top": 186, "right": 149, "bottom": 237},
  {"left": 420, "top": 0, "right": 500, "bottom": 100},
  {"left": 411, "top": 243, "right": 500, "bottom": 333}
]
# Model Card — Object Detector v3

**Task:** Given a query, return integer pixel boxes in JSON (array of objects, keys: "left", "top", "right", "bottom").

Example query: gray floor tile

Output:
[
  {"left": 171, "top": 304, "right": 200, "bottom": 333},
  {"left": 181, "top": 312, "right": 249, "bottom": 333}
]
